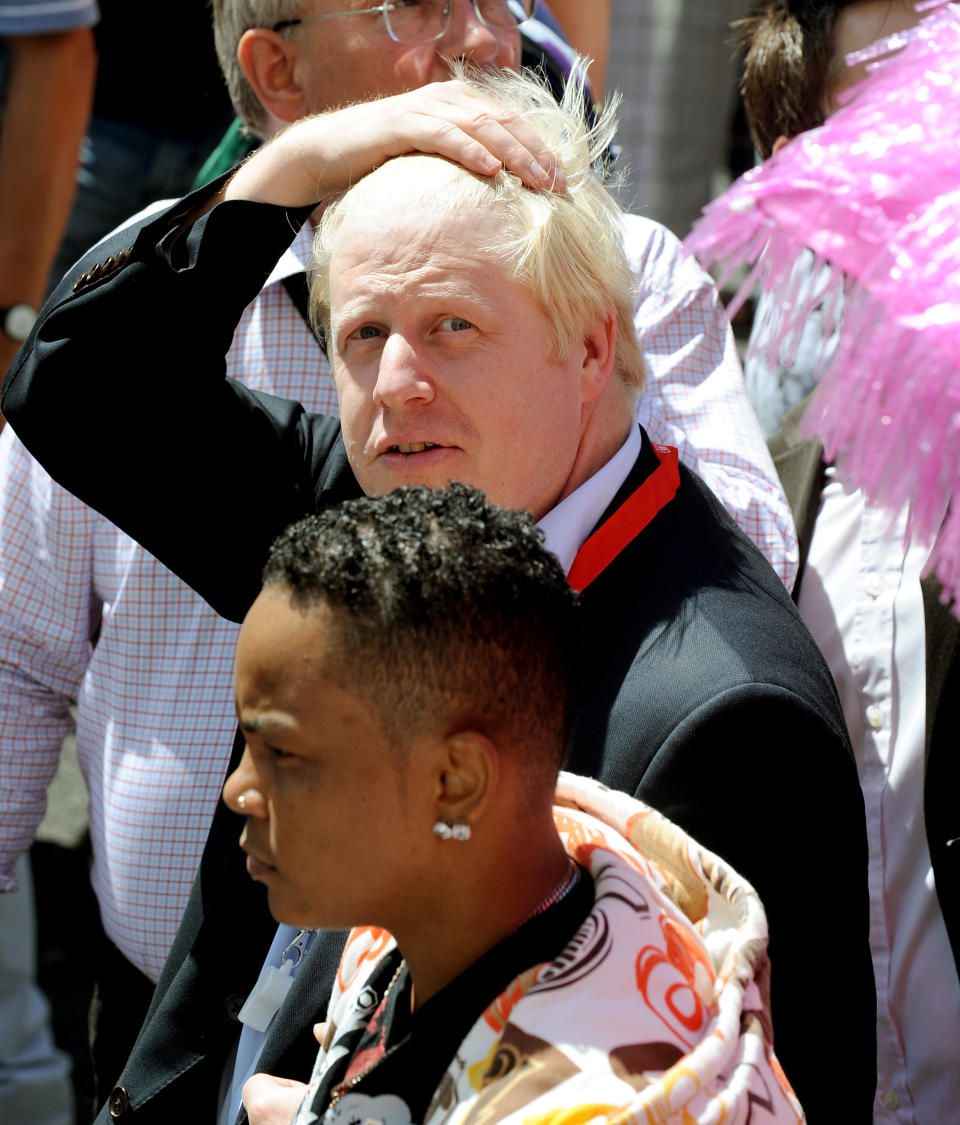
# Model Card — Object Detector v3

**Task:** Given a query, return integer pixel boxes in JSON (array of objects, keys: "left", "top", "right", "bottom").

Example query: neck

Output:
[
  {"left": 392, "top": 808, "right": 571, "bottom": 1011},
  {"left": 555, "top": 385, "right": 634, "bottom": 510}
]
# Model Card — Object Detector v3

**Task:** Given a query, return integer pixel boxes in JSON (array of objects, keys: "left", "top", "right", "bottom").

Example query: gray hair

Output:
[{"left": 212, "top": 0, "right": 301, "bottom": 136}]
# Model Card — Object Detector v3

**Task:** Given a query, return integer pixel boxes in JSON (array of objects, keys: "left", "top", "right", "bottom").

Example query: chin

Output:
[
  {"left": 267, "top": 893, "right": 318, "bottom": 929},
  {"left": 269, "top": 894, "right": 359, "bottom": 933}
]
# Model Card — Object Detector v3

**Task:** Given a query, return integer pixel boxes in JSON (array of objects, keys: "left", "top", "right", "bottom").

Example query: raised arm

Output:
[
  {"left": 2, "top": 83, "right": 565, "bottom": 621},
  {"left": 222, "top": 80, "right": 564, "bottom": 208}
]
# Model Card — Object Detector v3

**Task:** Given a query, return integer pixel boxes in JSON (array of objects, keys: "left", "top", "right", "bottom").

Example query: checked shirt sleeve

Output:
[
  {"left": 0, "top": 427, "right": 97, "bottom": 890},
  {"left": 626, "top": 213, "right": 799, "bottom": 591}
]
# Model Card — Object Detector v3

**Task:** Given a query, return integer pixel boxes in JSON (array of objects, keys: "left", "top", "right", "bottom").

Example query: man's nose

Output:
[
  {"left": 373, "top": 334, "right": 436, "bottom": 410},
  {"left": 441, "top": 0, "right": 504, "bottom": 66}
]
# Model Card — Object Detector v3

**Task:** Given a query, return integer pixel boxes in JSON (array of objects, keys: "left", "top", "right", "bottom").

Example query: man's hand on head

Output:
[
  {"left": 242, "top": 1072, "right": 310, "bottom": 1125},
  {"left": 224, "top": 80, "right": 566, "bottom": 210}
]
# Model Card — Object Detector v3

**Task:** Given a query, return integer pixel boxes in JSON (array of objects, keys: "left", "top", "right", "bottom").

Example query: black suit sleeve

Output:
[
  {"left": 640, "top": 685, "right": 876, "bottom": 1125},
  {"left": 2, "top": 189, "right": 342, "bottom": 622}
]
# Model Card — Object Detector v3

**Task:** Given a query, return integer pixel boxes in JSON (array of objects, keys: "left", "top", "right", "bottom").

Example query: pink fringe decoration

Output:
[{"left": 684, "top": 1, "right": 960, "bottom": 607}]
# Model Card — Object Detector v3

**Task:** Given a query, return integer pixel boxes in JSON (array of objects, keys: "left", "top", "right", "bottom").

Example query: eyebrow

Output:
[{"left": 237, "top": 712, "right": 296, "bottom": 737}]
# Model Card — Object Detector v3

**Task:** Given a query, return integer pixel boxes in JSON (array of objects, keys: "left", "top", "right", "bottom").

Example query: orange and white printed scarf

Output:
[{"left": 297, "top": 773, "right": 804, "bottom": 1125}]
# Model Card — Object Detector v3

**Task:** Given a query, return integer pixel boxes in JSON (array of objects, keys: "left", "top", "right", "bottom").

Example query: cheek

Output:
[
  {"left": 334, "top": 366, "right": 372, "bottom": 431},
  {"left": 392, "top": 44, "right": 453, "bottom": 89}
]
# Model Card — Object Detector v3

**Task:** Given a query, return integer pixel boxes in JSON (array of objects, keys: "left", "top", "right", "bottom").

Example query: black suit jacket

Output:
[
  {"left": 3, "top": 193, "right": 875, "bottom": 1124},
  {"left": 770, "top": 400, "right": 960, "bottom": 982}
]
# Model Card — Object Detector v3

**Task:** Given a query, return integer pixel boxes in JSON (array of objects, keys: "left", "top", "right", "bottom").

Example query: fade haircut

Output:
[
  {"left": 736, "top": 0, "right": 861, "bottom": 159},
  {"left": 311, "top": 61, "right": 646, "bottom": 395},
  {"left": 262, "top": 484, "right": 582, "bottom": 791},
  {"left": 212, "top": 0, "right": 300, "bottom": 136}
]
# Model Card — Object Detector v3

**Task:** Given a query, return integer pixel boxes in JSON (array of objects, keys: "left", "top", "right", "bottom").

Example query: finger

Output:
[
  {"left": 242, "top": 1072, "right": 309, "bottom": 1125},
  {"left": 412, "top": 85, "right": 566, "bottom": 192},
  {"left": 427, "top": 112, "right": 564, "bottom": 191},
  {"left": 313, "top": 1021, "right": 329, "bottom": 1045}
]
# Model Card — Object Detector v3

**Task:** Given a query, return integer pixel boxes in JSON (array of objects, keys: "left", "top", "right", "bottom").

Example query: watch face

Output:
[{"left": 4, "top": 303, "right": 38, "bottom": 343}]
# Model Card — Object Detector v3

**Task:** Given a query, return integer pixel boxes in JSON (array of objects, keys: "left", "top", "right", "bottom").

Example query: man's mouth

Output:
[{"left": 389, "top": 442, "right": 440, "bottom": 454}]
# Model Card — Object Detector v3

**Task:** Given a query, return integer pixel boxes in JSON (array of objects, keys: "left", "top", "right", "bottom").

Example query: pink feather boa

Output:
[{"left": 684, "top": 0, "right": 960, "bottom": 606}]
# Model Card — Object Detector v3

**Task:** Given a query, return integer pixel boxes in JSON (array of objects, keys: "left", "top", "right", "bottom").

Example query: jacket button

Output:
[
  {"left": 223, "top": 994, "right": 245, "bottom": 1022},
  {"left": 108, "top": 1085, "right": 130, "bottom": 1118}
]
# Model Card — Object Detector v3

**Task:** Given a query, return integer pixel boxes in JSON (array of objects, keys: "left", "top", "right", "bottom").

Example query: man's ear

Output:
[
  {"left": 579, "top": 312, "right": 617, "bottom": 404},
  {"left": 236, "top": 28, "right": 308, "bottom": 127},
  {"left": 433, "top": 730, "right": 499, "bottom": 830},
  {"left": 771, "top": 134, "right": 791, "bottom": 156}
]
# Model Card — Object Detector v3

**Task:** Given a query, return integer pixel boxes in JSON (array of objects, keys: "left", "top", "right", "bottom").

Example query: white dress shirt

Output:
[{"left": 797, "top": 465, "right": 960, "bottom": 1123}]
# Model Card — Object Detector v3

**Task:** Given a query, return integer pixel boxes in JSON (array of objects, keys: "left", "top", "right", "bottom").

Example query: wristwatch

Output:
[{"left": 1, "top": 302, "right": 38, "bottom": 343}]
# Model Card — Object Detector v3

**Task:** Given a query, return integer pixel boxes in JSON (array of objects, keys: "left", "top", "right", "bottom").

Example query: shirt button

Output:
[
  {"left": 866, "top": 704, "right": 884, "bottom": 730},
  {"left": 865, "top": 574, "right": 885, "bottom": 598},
  {"left": 882, "top": 1089, "right": 901, "bottom": 1110}
]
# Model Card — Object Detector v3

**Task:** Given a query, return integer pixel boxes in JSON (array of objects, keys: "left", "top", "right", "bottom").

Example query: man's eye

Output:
[
  {"left": 353, "top": 325, "right": 383, "bottom": 341},
  {"left": 266, "top": 744, "right": 292, "bottom": 760},
  {"left": 439, "top": 316, "right": 474, "bottom": 332}
]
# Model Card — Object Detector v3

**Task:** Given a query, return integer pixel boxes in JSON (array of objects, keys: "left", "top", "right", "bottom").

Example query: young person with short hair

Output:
[{"left": 227, "top": 484, "right": 802, "bottom": 1125}]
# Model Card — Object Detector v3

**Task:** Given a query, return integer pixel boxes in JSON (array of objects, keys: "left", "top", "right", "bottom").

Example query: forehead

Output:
[
  {"left": 236, "top": 589, "right": 331, "bottom": 693},
  {"left": 327, "top": 192, "right": 521, "bottom": 303},
  {"left": 332, "top": 198, "right": 496, "bottom": 267},
  {"left": 236, "top": 590, "right": 388, "bottom": 717}
]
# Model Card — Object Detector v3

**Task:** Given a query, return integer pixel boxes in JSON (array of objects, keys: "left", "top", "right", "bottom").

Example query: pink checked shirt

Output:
[{"left": 0, "top": 215, "right": 797, "bottom": 982}]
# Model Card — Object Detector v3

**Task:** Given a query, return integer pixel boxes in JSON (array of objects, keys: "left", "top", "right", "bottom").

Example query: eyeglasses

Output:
[{"left": 272, "top": 0, "right": 538, "bottom": 45}]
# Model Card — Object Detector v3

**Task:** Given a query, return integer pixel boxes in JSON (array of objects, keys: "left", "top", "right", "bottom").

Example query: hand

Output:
[
  {"left": 224, "top": 80, "right": 565, "bottom": 209},
  {"left": 242, "top": 1072, "right": 310, "bottom": 1125}
]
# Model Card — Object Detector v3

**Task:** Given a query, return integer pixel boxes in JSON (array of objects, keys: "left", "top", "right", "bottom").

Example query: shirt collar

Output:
[
  {"left": 263, "top": 222, "right": 314, "bottom": 286},
  {"left": 538, "top": 425, "right": 642, "bottom": 575}
]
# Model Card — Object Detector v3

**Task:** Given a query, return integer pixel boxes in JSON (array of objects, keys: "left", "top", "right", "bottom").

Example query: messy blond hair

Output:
[{"left": 312, "top": 61, "right": 645, "bottom": 394}]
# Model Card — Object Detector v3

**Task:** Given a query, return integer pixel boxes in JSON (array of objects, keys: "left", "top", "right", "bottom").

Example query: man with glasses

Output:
[
  {"left": 0, "top": 2, "right": 813, "bottom": 1124},
  {"left": 208, "top": 0, "right": 795, "bottom": 593}
]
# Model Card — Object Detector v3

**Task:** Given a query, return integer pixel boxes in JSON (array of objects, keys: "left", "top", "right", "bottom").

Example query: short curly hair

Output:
[
  {"left": 262, "top": 484, "right": 582, "bottom": 788},
  {"left": 736, "top": 1, "right": 861, "bottom": 158}
]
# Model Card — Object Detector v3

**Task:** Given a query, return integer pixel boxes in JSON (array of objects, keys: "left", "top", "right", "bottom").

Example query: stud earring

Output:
[{"left": 432, "top": 819, "right": 471, "bottom": 841}]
